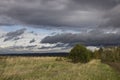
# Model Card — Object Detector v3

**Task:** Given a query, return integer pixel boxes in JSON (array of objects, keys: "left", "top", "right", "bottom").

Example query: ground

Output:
[{"left": 0, "top": 57, "right": 120, "bottom": 80}]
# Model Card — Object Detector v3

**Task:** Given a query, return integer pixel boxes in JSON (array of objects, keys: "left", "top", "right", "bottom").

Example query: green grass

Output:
[{"left": 0, "top": 57, "right": 120, "bottom": 80}]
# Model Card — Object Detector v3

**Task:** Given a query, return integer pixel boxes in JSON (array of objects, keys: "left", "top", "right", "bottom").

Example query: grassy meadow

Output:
[{"left": 0, "top": 56, "right": 120, "bottom": 80}]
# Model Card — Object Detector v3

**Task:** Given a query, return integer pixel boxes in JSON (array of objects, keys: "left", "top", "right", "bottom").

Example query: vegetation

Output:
[
  {"left": 91, "top": 46, "right": 120, "bottom": 62},
  {"left": 68, "top": 44, "right": 120, "bottom": 72},
  {"left": 0, "top": 57, "right": 120, "bottom": 80},
  {"left": 100, "top": 47, "right": 120, "bottom": 62},
  {"left": 68, "top": 44, "right": 120, "bottom": 63},
  {"left": 69, "top": 44, "right": 93, "bottom": 63},
  {"left": 0, "top": 45, "right": 120, "bottom": 80},
  {"left": 93, "top": 50, "right": 101, "bottom": 59},
  {"left": 92, "top": 46, "right": 120, "bottom": 72}
]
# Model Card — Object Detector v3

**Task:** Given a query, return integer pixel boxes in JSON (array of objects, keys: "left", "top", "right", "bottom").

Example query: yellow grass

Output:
[{"left": 0, "top": 57, "right": 120, "bottom": 80}]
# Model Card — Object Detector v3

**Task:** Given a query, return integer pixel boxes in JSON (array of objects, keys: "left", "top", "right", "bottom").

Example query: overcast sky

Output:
[{"left": 0, "top": 0, "right": 120, "bottom": 50}]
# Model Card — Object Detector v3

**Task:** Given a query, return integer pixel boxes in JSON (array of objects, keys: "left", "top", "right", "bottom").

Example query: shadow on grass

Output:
[{"left": 105, "top": 62, "right": 120, "bottom": 73}]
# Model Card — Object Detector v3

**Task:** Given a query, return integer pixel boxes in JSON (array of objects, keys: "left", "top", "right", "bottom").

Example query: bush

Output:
[
  {"left": 68, "top": 44, "right": 93, "bottom": 63},
  {"left": 55, "top": 57, "right": 64, "bottom": 61}
]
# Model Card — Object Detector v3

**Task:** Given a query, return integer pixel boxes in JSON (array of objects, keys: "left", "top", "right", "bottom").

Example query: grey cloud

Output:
[
  {"left": 100, "top": 5, "right": 120, "bottom": 29},
  {"left": 0, "top": 15, "right": 20, "bottom": 25},
  {"left": 26, "top": 45, "right": 37, "bottom": 49},
  {"left": 29, "top": 39, "right": 36, "bottom": 43},
  {"left": 9, "top": 46, "right": 25, "bottom": 49},
  {"left": 41, "top": 30, "right": 120, "bottom": 46},
  {"left": 74, "top": 0, "right": 120, "bottom": 10},
  {"left": 14, "top": 37, "right": 21, "bottom": 41},
  {"left": 0, "top": 0, "right": 120, "bottom": 30},
  {"left": 4, "top": 28, "right": 26, "bottom": 42},
  {"left": 40, "top": 43, "right": 69, "bottom": 49},
  {"left": 9, "top": 45, "right": 37, "bottom": 49}
]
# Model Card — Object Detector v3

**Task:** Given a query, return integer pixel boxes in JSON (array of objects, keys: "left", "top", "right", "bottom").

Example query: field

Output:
[{"left": 0, "top": 57, "right": 120, "bottom": 80}]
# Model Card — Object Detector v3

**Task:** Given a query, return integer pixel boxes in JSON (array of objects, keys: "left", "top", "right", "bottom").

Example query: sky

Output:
[{"left": 0, "top": 0, "right": 120, "bottom": 52}]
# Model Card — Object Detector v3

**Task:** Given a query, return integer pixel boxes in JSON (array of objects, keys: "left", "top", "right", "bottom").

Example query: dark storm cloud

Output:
[
  {"left": 100, "top": 5, "right": 120, "bottom": 29},
  {"left": 0, "top": 0, "right": 120, "bottom": 29},
  {"left": 41, "top": 30, "right": 120, "bottom": 46},
  {"left": 0, "top": 0, "right": 120, "bottom": 46},
  {"left": 4, "top": 28, "right": 26, "bottom": 42},
  {"left": 74, "top": 0, "right": 120, "bottom": 10}
]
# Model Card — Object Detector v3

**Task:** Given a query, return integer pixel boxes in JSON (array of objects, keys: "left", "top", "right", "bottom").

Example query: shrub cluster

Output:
[
  {"left": 55, "top": 57, "right": 64, "bottom": 61},
  {"left": 68, "top": 44, "right": 120, "bottom": 63},
  {"left": 68, "top": 44, "right": 93, "bottom": 63}
]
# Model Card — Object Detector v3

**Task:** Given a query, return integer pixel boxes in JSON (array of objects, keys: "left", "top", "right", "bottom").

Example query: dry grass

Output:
[{"left": 0, "top": 56, "right": 120, "bottom": 80}]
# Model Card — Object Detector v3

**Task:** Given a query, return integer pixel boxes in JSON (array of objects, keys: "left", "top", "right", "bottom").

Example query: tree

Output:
[
  {"left": 69, "top": 44, "right": 93, "bottom": 63},
  {"left": 98, "top": 47, "right": 103, "bottom": 54},
  {"left": 94, "top": 50, "right": 101, "bottom": 59}
]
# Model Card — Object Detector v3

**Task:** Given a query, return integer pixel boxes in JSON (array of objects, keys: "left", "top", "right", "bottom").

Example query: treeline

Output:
[
  {"left": 96, "top": 47, "right": 120, "bottom": 62},
  {"left": 68, "top": 44, "right": 120, "bottom": 63}
]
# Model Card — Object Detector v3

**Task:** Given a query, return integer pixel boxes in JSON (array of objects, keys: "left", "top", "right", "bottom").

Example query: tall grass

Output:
[{"left": 0, "top": 57, "right": 120, "bottom": 80}]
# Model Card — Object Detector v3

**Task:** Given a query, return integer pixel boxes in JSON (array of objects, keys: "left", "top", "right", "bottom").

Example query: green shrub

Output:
[{"left": 69, "top": 44, "right": 93, "bottom": 63}]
